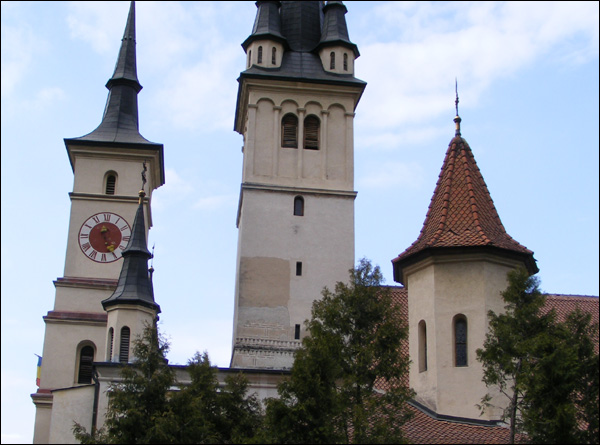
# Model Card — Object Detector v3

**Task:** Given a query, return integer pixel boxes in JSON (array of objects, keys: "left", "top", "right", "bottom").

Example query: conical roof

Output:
[
  {"left": 102, "top": 193, "right": 160, "bottom": 312},
  {"left": 392, "top": 133, "right": 537, "bottom": 284},
  {"left": 317, "top": 1, "right": 359, "bottom": 57},
  {"left": 68, "top": 1, "right": 159, "bottom": 146}
]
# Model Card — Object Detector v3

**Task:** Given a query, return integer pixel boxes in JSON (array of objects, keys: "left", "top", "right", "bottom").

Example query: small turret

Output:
[
  {"left": 243, "top": 1, "right": 287, "bottom": 69},
  {"left": 316, "top": 1, "right": 359, "bottom": 75}
]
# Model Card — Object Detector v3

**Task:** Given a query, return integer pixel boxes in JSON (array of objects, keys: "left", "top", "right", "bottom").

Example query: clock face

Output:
[{"left": 78, "top": 212, "right": 132, "bottom": 263}]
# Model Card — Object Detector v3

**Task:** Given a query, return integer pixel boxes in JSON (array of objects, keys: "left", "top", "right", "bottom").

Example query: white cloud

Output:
[
  {"left": 355, "top": 1, "right": 599, "bottom": 136},
  {"left": 0, "top": 23, "right": 34, "bottom": 97}
]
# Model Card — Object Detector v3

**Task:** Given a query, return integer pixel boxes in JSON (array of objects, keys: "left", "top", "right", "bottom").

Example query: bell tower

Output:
[
  {"left": 231, "top": 1, "right": 366, "bottom": 369},
  {"left": 31, "top": 2, "right": 164, "bottom": 443}
]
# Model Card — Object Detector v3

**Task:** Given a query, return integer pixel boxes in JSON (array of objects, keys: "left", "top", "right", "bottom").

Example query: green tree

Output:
[
  {"left": 167, "top": 352, "right": 263, "bottom": 444},
  {"left": 521, "top": 308, "right": 599, "bottom": 444},
  {"left": 477, "top": 267, "right": 599, "bottom": 444},
  {"left": 263, "top": 259, "right": 413, "bottom": 444},
  {"left": 73, "top": 325, "right": 264, "bottom": 444},
  {"left": 476, "top": 267, "right": 553, "bottom": 444}
]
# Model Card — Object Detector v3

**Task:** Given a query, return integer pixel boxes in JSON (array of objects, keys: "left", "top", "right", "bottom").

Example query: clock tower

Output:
[{"left": 31, "top": 3, "right": 164, "bottom": 443}]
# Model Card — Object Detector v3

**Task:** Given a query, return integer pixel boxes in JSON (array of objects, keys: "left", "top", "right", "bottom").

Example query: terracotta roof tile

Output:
[{"left": 393, "top": 136, "right": 537, "bottom": 282}]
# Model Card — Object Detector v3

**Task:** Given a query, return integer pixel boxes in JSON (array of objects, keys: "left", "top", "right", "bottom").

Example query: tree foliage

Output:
[
  {"left": 263, "top": 259, "right": 413, "bottom": 444},
  {"left": 476, "top": 267, "right": 599, "bottom": 444},
  {"left": 73, "top": 324, "right": 263, "bottom": 444}
]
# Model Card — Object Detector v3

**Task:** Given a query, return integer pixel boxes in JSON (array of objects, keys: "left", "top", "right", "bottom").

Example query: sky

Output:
[{"left": 1, "top": 1, "right": 598, "bottom": 443}]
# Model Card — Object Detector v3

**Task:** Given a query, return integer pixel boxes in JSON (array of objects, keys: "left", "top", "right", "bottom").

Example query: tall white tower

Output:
[
  {"left": 31, "top": 3, "right": 164, "bottom": 442},
  {"left": 231, "top": 1, "right": 366, "bottom": 369}
]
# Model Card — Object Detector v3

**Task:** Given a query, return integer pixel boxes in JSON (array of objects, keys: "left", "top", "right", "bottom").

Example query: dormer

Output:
[
  {"left": 316, "top": 1, "right": 359, "bottom": 75},
  {"left": 242, "top": 1, "right": 287, "bottom": 69}
]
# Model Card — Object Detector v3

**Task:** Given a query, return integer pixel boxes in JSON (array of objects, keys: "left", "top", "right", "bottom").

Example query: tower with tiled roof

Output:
[
  {"left": 31, "top": 3, "right": 163, "bottom": 442},
  {"left": 392, "top": 102, "right": 537, "bottom": 421},
  {"left": 232, "top": 1, "right": 366, "bottom": 369}
]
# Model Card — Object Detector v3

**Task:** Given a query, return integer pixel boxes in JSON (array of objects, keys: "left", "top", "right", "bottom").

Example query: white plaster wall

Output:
[
  {"left": 406, "top": 253, "right": 523, "bottom": 421},
  {"left": 48, "top": 385, "right": 95, "bottom": 444}
]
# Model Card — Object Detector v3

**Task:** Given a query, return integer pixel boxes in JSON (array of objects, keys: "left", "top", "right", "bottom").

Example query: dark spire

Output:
[
  {"left": 242, "top": 1, "right": 287, "bottom": 51},
  {"left": 280, "top": 1, "right": 323, "bottom": 52},
  {"left": 317, "top": 1, "right": 359, "bottom": 57},
  {"left": 102, "top": 187, "right": 160, "bottom": 313},
  {"left": 72, "top": 1, "right": 156, "bottom": 145}
]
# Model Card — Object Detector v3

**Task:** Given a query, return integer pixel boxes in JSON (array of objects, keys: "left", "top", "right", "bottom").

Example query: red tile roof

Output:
[
  {"left": 384, "top": 286, "right": 598, "bottom": 443},
  {"left": 393, "top": 136, "right": 537, "bottom": 283}
]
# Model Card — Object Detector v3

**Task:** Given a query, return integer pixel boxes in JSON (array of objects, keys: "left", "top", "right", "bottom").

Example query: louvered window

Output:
[
  {"left": 77, "top": 345, "right": 94, "bottom": 384},
  {"left": 119, "top": 327, "right": 130, "bottom": 363},
  {"left": 330, "top": 52, "right": 335, "bottom": 69},
  {"left": 343, "top": 53, "right": 348, "bottom": 71},
  {"left": 282, "top": 114, "right": 298, "bottom": 148},
  {"left": 304, "top": 115, "right": 320, "bottom": 150},
  {"left": 294, "top": 196, "right": 304, "bottom": 216},
  {"left": 105, "top": 174, "right": 116, "bottom": 195},
  {"left": 454, "top": 316, "right": 467, "bottom": 367},
  {"left": 258, "top": 46, "right": 263, "bottom": 64},
  {"left": 272, "top": 47, "right": 277, "bottom": 65}
]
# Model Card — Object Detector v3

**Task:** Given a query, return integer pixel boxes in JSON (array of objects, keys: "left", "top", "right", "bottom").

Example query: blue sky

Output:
[{"left": 1, "top": 1, "right": 598, "bottom": 443}]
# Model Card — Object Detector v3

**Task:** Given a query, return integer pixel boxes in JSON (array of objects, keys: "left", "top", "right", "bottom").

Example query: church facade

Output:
[{"left": 31, "top": 2, "right": 598, "bottom": 444}]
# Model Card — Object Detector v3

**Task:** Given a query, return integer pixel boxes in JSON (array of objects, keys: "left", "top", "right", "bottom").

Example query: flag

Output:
[{"left": 35, "top": 355, "right": 42, "bottom": 387}]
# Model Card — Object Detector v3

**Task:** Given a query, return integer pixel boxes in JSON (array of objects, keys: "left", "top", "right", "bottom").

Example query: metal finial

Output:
[
  {"left": 149, "top": 243, "right": 155, "bottom": 279},
  {"left": 141, "top": 160, "right": 147, "bottom": 191},
  {"left": 454, "top": 78, "right": 462, "bottom": 136},
  {"left": 455, "top": 78, "right": 459, "bottom": 117}
]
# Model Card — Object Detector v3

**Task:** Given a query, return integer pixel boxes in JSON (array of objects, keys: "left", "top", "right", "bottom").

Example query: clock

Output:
[{"left": 78, "top": 212, "right": 132, "bottom": 263}]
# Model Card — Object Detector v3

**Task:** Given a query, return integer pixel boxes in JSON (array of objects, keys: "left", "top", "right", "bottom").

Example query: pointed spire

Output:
[
  {"left": 73, "top": 1, "right": 155, "bottom": 145},
  {"left": 392, "top": 118, "right": 537, "bottom": 284},
  {"left": 102, "top": 185, "right": 160, "bottom": 313},
  {"left": 317, "top": 1, "right": 359, "bottom": 57}
]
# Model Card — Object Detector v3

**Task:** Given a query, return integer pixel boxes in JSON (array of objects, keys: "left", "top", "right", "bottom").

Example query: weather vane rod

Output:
[{"left": 454, "top": 78, "right": 462, "bottom": 136}]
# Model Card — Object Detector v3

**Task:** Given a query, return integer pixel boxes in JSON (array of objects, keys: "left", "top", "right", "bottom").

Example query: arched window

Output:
[
  {"left": 105, "top": 172, "right": 117, "bottom": 195},
  {"left": 77, "top": 344, "right": 95, "bottom": 384},
  {"left": 454, "top": 315, "right": 468, "bottom": 367},
  {"left": 304, "top": 115, "right": 320, "bottom": 150},
  {"left": 418, "top": 320, "right": 427, "bottom": 372},
  {"left": 294, "top": 196, "right": 304, "bottom": 216},
  {"left": 258, "top": 46, "right": 263, "bottom": 64},
  {"left": 272, "top": 47, "right": 277, "bottom": 65},
  {"left": 343, "top": 53, "right": 348, "bottom": 71},
  {"left": 119, "top": 326, "right": 131, "bottom": 364},
  {"left": 107, "top": 327, "right": 114, "bottom": 361},
  {"left": 330, "top": 51, "right": 335, "bottom": 70},
  {"left": 282, "top": 114, "right": 298, "bottom": 148}
]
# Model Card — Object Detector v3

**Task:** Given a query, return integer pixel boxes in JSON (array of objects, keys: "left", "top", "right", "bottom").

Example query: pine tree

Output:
[{"left": 263, "top": 259, "right": 413, "bottom": 444}]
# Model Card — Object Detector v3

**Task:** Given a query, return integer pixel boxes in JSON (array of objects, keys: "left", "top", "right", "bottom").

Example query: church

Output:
[{"left": 31, "top": 2, "right": 598, "bottom": 443}]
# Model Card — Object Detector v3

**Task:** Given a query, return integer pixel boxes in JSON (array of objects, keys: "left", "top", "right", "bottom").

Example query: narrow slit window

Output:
[
  {"left": 296, "top": 261, "right": 303, "bottom": 276},
  {"left": 105, "top": 174, "right": 116, "bottom": 195},
  {"left": 258, "top": 46, "right": 263, "bottom": 64},
  {"left": 343, "top": 53, "right": 348, "bottom": 71},
  {"left": 304, "top": 115, "right": 320, "bottom": 150},
  {"left": 107, "top": 328, "right": 114, "bottom": 361},
  {"left": 77, "top": 345, "right": 94, "bottom": 384},
  {"left": 272, "top": 47, "right": 277, "bottom": 65},
  {"left": 454, "top": 316, "right": 467, "bottom": 367},
  {"left": 418, "top": 320, "right": 427, "bottom": 372},
  {"left": 119, "top": 327, "right": 130, "bottom": 364},
  {"left": 294, "top": 196, "right": 304, "bottom": 216},
  {"left": 294, "top": 324, "right": 301, "bottom": 340},
  {"left": 282, "top": 114, "right": 298, "bottom": 148},
  {"left": 248, "top": 50, "right": 252, "bottom": 67},
  {"left": 330, "top": 51, "right": 335, "bottom": 70}
]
